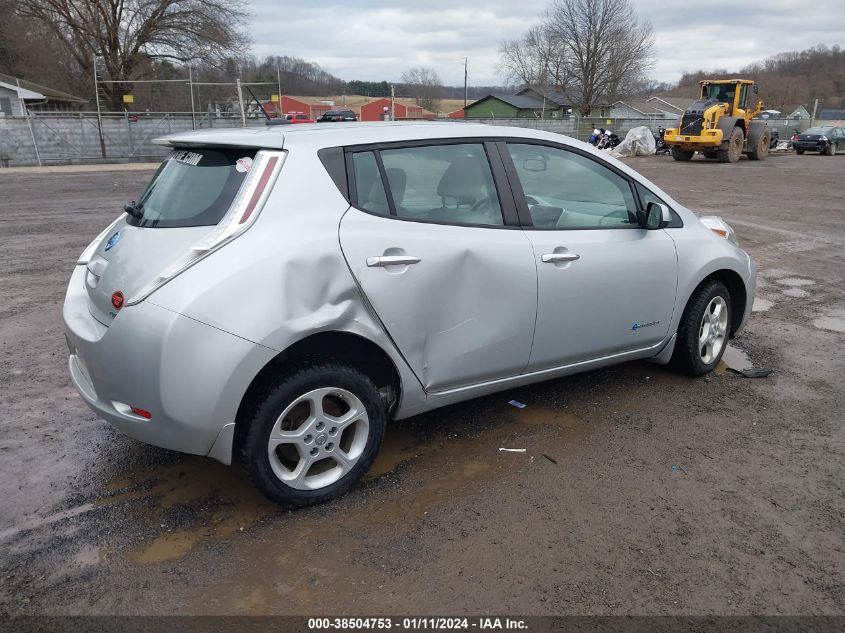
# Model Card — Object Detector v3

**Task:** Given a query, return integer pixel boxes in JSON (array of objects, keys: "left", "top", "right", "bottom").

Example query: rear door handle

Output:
[
  {"left": 366, "top": 255, "right": 422, "bottom": 267},
  {"left": 541, "top": 253, "right": 580, "bottom": 263}
]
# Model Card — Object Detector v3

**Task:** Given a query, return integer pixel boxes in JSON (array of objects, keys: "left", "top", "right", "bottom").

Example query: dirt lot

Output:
[{"left": 0, "top": 151, "right": 843, "bottom": 617}]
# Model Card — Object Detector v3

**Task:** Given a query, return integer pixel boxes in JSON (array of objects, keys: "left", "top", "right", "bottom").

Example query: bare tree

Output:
[
  {"left": 499, "top": 0, "right": 654, "bottom": 115},
  {"left": 400, "top": 67, "right": 443, "bottom": 112},
  {"left": 14, "top": 0, "right": 250, "bottom": 109},
  {"left": 498, "top": 24, "right": 569, "bottom": 89}
]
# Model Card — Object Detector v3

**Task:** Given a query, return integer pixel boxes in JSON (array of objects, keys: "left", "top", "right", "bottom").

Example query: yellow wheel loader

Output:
[{"left": 665, "top": 79, "right": 771, "bottom": 163}]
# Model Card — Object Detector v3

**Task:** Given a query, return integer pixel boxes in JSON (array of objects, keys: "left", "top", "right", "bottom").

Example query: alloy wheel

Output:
[
  {"left": 266, "top": 387, "right": 369, "bottom": 490},
  {"left": 698, "top": 296, "right": 729, "bottom": 364}
]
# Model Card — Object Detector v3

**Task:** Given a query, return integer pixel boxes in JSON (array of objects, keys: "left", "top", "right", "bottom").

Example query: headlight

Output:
[
  {"left": 820, "top": 135, "right": 828, "bottom": 142},
  {"left": 699, "top": 215, "right": 738, "bottom": 245}
]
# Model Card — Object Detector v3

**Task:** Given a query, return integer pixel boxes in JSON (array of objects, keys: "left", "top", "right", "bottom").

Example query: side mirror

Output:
[
  {"left": 642, "top": 202, "right": 670, "bottom": 230},
  {"left": 753, "top": 84, "right": 759, "bottom": 94}
]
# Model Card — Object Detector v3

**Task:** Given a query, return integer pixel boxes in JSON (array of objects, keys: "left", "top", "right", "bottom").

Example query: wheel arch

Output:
[
  {"left": 233, "top": 331, "right": 403, "bottom": 454},
  {"left": 688, "top": 268, "right": 748, "bottom": 337}
]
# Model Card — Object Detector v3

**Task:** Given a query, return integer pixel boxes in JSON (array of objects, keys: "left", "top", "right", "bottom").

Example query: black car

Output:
[
  {"left": 792, "top": 126, "right": 843, "bottom": 156},
  {"left": 318, "top": 109, "right": 358, "bottom": 122}
]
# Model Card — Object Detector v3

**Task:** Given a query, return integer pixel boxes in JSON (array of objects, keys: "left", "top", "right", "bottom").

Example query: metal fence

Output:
[{"left": 0, "top": 111, "right": 833, "bottom": 167}]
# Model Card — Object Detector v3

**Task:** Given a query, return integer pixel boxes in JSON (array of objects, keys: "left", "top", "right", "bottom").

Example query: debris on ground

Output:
[
  {"left": 508, "top": 400, "right": 526, "bottom": 409},
  {"left": 498, "top": 448, "right": 527, "bottom": 453}
]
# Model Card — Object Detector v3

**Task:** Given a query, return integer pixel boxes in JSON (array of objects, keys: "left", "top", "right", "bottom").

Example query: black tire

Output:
[
  {"left": 825, "top": 143, "right": 836, "bottom": 156},
  {"left": 795, "top": 149, "right": 805, "bottom": 155},
  {"left": 671, "top": 280, "right": 732, "bottom": 377},
  {"left": 702, "top": 149, "right": 718, "bottom": 159},
  {"left": 671, "top": 147, "right": 694, "bottom": 161},
  {"left": 717, "top": 127, "right": 744, "bottom": 163},
  {"left": 239, "top": 361, "right": 387, "bottom": 507},
  {"left": 747, "top": 129, "right": 770, "bottom": 160}
]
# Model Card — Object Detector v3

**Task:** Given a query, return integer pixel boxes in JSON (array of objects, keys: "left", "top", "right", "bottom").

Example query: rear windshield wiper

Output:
[{"left": 124, "top": 200, "right": 144, "bottom": 219}]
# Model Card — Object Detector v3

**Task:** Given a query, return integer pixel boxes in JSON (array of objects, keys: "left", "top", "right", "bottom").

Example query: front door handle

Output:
[
  {"left": 366, "top": 255, "right": 422, "bottom": 267},
  {"left": 541, "top": 253, "right": 580, "bottom": 263}
]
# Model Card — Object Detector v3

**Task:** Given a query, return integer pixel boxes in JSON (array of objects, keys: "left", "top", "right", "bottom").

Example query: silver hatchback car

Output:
[{"left": 64, "top": 122, "right": 756, "bottom": 506}]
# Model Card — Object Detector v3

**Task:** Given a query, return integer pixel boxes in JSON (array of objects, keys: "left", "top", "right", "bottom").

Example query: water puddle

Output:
[
  {"left": 812, "top": 315, "right": 845, "bottom": 334},
  {"left": 782, "top": 287, "right": 810, "bottom": 299},
  {"left": 752, "top": 297, "right": 774, "bottom": 312},
  {"left": 716, "top": 344, "right": 753, "bottom": 374},
  {"left": 775, "top": 278, "right": 815, "bottom": 287},
  {"left": 73, "top": 544, "right": 102, "bottom": 567},
  {"left": 365, "top": 423, "right": 419, "bottom": 480}
]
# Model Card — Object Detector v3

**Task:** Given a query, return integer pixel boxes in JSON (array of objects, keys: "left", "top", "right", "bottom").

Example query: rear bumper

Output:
[{"left": 63, "top": 266, "right": 275, "bottom": 461}]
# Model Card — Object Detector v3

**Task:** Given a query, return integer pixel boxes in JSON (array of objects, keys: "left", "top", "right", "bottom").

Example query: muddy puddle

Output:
[{"left": 716, "top": 344, "right": 754, "bottom": 374}]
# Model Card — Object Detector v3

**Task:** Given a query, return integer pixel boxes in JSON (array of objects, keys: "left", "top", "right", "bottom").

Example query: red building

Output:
[
  {"left": 263, "top": 96, "right": 360, "bottom": 120},
  {"left": 447, "top": 109, "right": 465, "bottom": 118},
  {"left": 359, "top": 98, "right": 437, "bottom": 121}
]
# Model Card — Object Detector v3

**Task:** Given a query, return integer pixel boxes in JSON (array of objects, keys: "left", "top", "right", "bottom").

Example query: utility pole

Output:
[
  {"left": 276, "top": 63, "right": 283, "bottom": 117},
  {"left": 464, "top": 58, "right": 468, "bottom": 107},
  {"left": 188, "top": 64, "right": 196, "bottom": 129},
  {"left": 390, "top": 84, "right": 395, "bottom": 121},
  {"left": 92, "top": 54, "right": 106, "bottom": 158},
  {"left": 810, "top": 98, "right": 819, "bottom": 126},
  {"left": 236, "top": 78, "right": 246, "bottom": 127}
]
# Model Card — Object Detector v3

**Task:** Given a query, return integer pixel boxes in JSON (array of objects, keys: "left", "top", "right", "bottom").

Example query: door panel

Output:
[
  {"left": 339, "top": 209, "right": 537, "bottom": 391},
  {"left": 525, "top": 229, "right": 677, "bottom": 369},
  {"left": 502, "top": 141, "right": 679, "bottom": 369}
]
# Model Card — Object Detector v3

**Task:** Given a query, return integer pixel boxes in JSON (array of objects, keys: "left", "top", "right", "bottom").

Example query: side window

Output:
[
  {"left": 378, "top": 144, "right": 503, "bottom": 226},
  {"left": 507, "top": 143, "right": 637, "bottom": 229},
  {"left": 634, "top": 182, "right": 683, "bottom": 229},
  {"left": 351, "top": 151, "right": 390, "bottom": 215}
]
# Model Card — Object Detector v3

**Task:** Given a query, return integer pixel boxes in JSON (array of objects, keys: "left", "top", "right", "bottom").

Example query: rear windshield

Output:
[
  {"left": 804, "top": 127, "right": 831, "bottom": 135},
  {"left": 127, "top": 148, "right": 257, "bottom": 228}
]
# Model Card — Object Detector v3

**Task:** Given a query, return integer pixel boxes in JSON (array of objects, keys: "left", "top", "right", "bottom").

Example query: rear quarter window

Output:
[{"left": 127, "top": 148, "right": 257, "bottom": 228}]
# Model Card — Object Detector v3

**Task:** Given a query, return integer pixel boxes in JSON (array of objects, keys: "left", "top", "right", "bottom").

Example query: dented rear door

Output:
[{"left": 339, "top": 209, "right": 537, "bottom": 392}]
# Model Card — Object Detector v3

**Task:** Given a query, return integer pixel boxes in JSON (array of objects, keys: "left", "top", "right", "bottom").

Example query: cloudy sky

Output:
[{"left": 250, "top": 0, "right": 844, "bottom": 87}]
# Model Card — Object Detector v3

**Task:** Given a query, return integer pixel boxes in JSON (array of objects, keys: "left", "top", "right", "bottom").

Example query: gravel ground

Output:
[{"left": 0, "top": 151, "right": 842, "bottom": 616}]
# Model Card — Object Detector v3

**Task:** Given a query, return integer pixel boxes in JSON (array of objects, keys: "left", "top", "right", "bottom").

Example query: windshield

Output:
[
  {"left": 702, "top": 83, "right": 736, "bottom": 103},
  {"left": 804, "top": 127, "right": 831, "bottom": 135},
  {"left": 127, "top": 148, "right": 257, "bottom": 228}
]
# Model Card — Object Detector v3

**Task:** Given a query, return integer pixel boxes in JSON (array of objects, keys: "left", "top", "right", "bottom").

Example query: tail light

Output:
[{"left": 126, "top": 150, "right": 285, "bottom": 306}]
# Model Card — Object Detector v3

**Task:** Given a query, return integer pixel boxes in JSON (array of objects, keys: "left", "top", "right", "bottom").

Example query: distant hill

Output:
[{"left": 660, "top": 44, "right": 845, "bottom": 114}]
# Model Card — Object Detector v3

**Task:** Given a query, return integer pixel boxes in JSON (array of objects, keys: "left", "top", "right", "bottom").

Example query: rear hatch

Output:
[{"left": 84, "top": 147, "right": 260, "bottom": 325}]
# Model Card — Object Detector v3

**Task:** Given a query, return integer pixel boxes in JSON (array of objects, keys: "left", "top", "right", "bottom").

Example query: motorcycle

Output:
[
  {"left": 596, "top": 130, "right": 621, "bottom": 150},
  {"left": 654, "top": 126, "right": 671, "bottom": 155}
]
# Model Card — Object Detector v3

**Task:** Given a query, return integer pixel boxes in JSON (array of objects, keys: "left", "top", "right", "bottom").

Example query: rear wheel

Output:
[
  {"left": 672, "top": 280, "right": 732, "bottom": 377},
  {"left": 747, "top": 129, "right": 770, "bottom": 160},
  {"left": 717, "top": 127, "right": 744, "bottom": 163},
  {"left": 239, "top": 361, "right": 386, "bottom": 507},
  {"left": 671, "top": 147, "right": 694, "bottom": 161}
]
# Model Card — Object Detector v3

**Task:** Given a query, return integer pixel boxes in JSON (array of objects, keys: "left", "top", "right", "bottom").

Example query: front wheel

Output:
[
  {"left": 795, "top": 149, "right": 805, "bottom": 155},
  {"left": 825, "top": 143, "right": 836, "bottom": 156},
  {"left": 239, "top": 362, "right": 387, "bottom": 506},
  {"left": 671, "top": 147, "right": 694, "bottom": 161},
  {"left": 671, "top": 280, "right": 732, "bottom": 377}
]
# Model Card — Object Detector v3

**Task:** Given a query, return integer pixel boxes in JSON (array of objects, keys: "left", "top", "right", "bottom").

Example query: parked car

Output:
[
  {"left": 318, "top": 109, "right": 358, "bottom": 122},
  {"left": 792, "top": 126, "right": 843, "bottom": 155},
  {"left": 64, "top": 123, "right": 756, "bottom": 507},
  {"left": 284, "top": 113, "right": 314, "bottom": 124}
]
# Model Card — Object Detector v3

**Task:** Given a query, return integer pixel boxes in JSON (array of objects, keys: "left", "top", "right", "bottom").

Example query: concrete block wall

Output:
[{"left": 0, "top": 114, "right": 264, "bottom": 167}]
